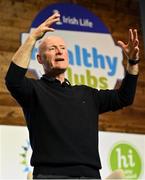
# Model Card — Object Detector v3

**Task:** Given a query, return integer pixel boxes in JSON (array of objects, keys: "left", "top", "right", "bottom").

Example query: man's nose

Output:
[{"left": 56, "top": 47, "right": 62, "bottom": 54}]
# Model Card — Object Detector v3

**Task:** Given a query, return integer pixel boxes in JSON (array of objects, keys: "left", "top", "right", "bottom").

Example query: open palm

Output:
[{"left": 117, "top": 29, "right": 139, "bottom": 60}]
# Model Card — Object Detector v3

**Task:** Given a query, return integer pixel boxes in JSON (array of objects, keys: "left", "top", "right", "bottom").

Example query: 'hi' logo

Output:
[
  {"left": 116, "top": 148, "right": 135, "bottom": 168},
  {"left": 109, "top": 142, "right": 142, "bottom": 179}
]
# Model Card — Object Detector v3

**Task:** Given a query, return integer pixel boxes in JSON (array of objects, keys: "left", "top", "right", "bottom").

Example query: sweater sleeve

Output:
[
  {"left": 5, "top": 62, "right": 33, "bottom": 107},
  {"left": 92, "top": 72, "right": 138, "bottom": 114}
]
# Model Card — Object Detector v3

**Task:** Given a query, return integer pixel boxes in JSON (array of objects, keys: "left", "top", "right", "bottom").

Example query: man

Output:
[{"left": 5, "top": 12, "right": 139, "bottom": 179}]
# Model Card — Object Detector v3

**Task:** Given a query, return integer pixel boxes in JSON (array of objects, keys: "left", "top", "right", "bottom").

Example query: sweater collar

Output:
[{"left": 41, "top": 74, "right": 71, "bottom": 87}]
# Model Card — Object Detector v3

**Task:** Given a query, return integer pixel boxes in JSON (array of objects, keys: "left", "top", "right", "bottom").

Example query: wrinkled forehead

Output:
[
  {"left": 38, "top": 36, "right": 66, "bottom": 53},
  {"left": 40, "top": 36, "right": 66, "bottom": 47}
]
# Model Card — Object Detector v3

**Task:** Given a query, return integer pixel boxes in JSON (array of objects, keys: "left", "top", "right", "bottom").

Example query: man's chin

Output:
[
  {"left": 54, "top": 68, "right": 66, "bottom": 74},
  {"left": 46, "top": 68, "right": 67, "bottom": 76}
]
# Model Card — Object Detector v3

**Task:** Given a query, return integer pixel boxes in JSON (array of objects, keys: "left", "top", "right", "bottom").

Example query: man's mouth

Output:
[{"left": 55, "top": 58, "right": 64, "bottom": 62}]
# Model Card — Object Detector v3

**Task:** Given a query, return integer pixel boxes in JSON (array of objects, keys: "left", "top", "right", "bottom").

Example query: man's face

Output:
[{"left": 38, "top": 36, "right": 69, "bottom": 74}]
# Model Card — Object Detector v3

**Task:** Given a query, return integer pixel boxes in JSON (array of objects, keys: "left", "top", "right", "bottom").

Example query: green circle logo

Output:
[{"left": 109, "top": 142, "right": 142, "bottom": 179}]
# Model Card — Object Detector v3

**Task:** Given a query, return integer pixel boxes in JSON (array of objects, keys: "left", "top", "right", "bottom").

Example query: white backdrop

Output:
[
  {"left": 22, "top": 29, "right": 124, "bottom": 90},
  {"left": 0, "top": 125, "right": 144, "bottom": 179}
]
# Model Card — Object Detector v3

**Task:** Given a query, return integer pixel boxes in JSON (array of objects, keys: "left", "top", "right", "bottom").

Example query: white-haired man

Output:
[{"left": 5, "top": 12, "right": 140, "bottom": 179}]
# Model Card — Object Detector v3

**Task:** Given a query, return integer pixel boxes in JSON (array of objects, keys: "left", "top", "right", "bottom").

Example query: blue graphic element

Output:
[
  {"left": 75, "top": 45, "right": 81, "bottom": 66},
  {"left": 67, "top": 45, "right": 118, "bottom": 76},
  {"left": 106, "top": 56, "right": 117, "bottom": 76},
  {"left": 24, "top": 167, "right": 29, "bottom": 172},
  {"left": 82, "top": 48, "right": 92, "bottom": 67},
  {"left": 20, "top": 139, "right": 32, "bottom": 173},
  {"left": 30, "top": 44, "right": 118, "bottom": 76},
  {"left": 31, "top": 47, "right": 38, "bottom": 60},
  {"left": 92, "top": 48, "right": 105, "bottom": 69},
  {"left": 31, "top": 3, "right": 109, "bottom": 33}
]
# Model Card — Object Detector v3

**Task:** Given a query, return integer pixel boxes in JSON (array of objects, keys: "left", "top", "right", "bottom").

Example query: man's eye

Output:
[
  {"left": 61, "top": 47, "right": 65, "bottom": 50},
  {"left": 48, "top": 47, "right": 55, "bottom": 50}
]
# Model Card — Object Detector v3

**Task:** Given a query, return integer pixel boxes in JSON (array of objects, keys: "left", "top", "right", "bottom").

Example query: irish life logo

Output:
[
  {"left": 109, "top": 142, "right": 142, "bottom": 179},
  {"left": 21, "top": 3, "right": 124, "bottom": 89}
]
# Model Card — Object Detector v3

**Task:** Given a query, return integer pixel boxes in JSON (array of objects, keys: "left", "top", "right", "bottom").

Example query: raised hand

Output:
[
  {"left": 11, "top": 13, "right": 60, "bottom": 68},
  {"left": 31, "top": 12, "right": 60, "bottom": 40},
  {"left": 117, "top": 29, "right": 139, "bottom": 60}
]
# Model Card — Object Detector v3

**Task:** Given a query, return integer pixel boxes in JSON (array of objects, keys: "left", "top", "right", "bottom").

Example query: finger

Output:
[
  {"left": 42, "top": 12, "right": 60, "bottom": 27},
  {"left": 47, "top": 12, "right": 60, "bottom": 21},
  {"left": 36, "top": 27, "right": 55, "bottom": 39},
  {"left": 133, "top": 38, "right": 139, "bottom": 47},
  {"left": 131, "top": 47, "right": 139, "bottom": 60},
  {"left": 117, "top": 40, "right": 126, "bottom": 48},
  {"left": 133, "top": 29, "right": 138, "bottom": 40},
  {"left": 47, "top": 28, "right": 55, "bottom": 32},
  {"left": 45, "top": 17, "right": 60, "bottom": 27},
  {"left": 43, "top": 13, "right": 60, "bottom": 26},
  {"left": 42, "top": 27, "right": 55, "bottom": 32},
  {"left": 135, "top": 46, "right": 139, "bottom": 54},
  {"left": 128, "top": 29, "right": 133, "bottom": 44},
  {"left": 133, "top": 29, "right": 139, "bottom": 46}
]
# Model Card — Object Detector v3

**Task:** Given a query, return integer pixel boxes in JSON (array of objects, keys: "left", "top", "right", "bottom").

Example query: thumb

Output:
[{"left": 117, "top": 40, "right": 125, "bottom": 48}]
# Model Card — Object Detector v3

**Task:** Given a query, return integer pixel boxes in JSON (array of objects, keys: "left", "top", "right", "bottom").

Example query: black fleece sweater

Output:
[{"left": 5, "top": 62, "right": 138, "bottom": 177}]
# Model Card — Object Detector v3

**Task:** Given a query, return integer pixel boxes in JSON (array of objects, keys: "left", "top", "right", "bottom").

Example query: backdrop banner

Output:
[
  {"left": 21, "top": 3, "right": 124, "bottom": 90},
  {"left": 99, "top": 131, "right": 145, "bottom": 179},
  {"left": 0, "top": 125, "right": 144, "bottom": 179},
  {"left": 2, "top": 3, "right": 140, "bottom": 180}
]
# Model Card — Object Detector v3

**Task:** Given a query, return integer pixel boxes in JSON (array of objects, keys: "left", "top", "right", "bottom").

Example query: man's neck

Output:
[
  {"left": 55, "top": 73, "right": 65, "bottom": 84},
  {"left": 44, "top": 69, "right": 66, "bottom": 83}
]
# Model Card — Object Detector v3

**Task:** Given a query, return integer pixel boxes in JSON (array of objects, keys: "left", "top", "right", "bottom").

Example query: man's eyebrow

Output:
[{"left": 47, "top": 44, "right": 66, "bottom": 47}]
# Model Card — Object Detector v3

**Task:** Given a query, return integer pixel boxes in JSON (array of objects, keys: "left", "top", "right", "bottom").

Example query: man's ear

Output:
[{"left": 37, "top": 54, "right": 43, "bottom": 64}]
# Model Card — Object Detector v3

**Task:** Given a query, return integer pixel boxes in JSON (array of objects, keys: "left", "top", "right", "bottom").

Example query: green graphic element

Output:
[
  {"left": 109, "top": 142, "right": 142, "bottom": 179},
  {"left": 67, "top": 67, "right": 108, "bottom": 89}
]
